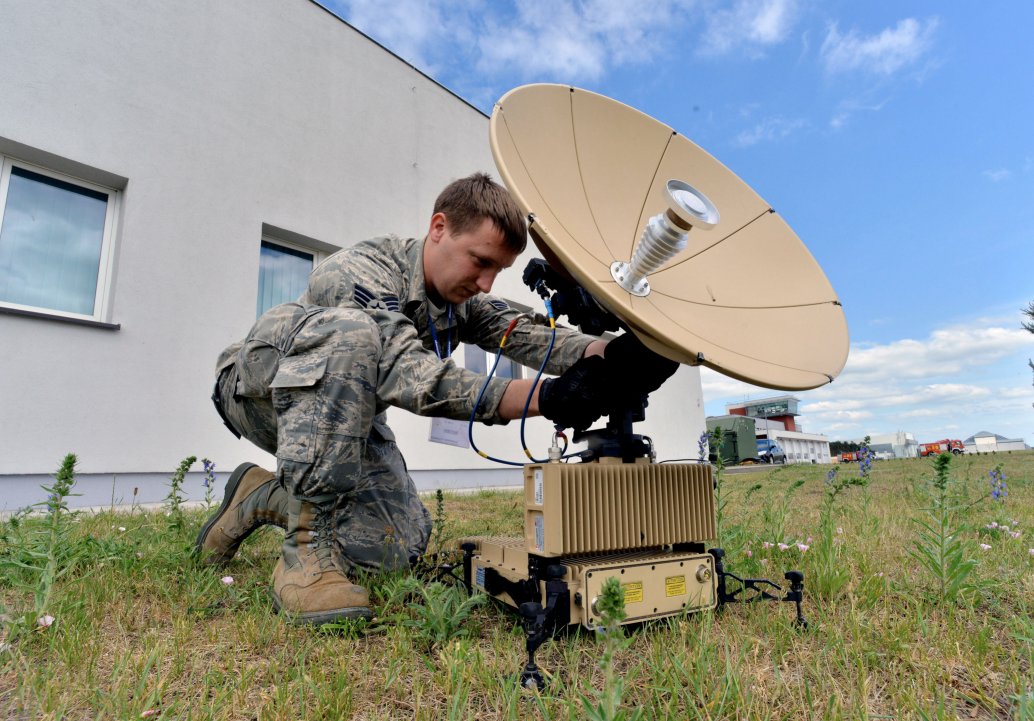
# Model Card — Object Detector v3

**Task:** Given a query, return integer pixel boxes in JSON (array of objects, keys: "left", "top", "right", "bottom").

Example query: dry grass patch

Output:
[{"left": 2, "top": 453, "right": 1033, "bottom": 719}]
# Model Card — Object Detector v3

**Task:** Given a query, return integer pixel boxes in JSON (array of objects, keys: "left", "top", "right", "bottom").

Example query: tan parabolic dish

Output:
[{"left": 489, "top": 84, "right": 849, "bottom": 391}]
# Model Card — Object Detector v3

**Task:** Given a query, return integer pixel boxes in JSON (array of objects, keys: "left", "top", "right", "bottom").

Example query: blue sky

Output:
[{"left": 321, "top": 0, "right": 1034, "bottom": 445}]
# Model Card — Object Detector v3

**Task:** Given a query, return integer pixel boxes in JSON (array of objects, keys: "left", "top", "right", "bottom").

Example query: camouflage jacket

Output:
[{"left": 299, "top": 235, "right": 594, "bottom": 423}]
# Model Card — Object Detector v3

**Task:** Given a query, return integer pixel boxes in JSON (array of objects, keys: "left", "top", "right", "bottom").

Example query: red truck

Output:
[
  {"left": 918, "top": 439, "right": 965, "bottom": 457},
  {"left": 840, "top": 451, "right": 858, "bottom": 463}
]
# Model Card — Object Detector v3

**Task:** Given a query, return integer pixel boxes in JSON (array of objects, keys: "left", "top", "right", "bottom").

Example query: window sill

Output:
[{"left": 0, "top": 305, "right": 120, "bottom": 330}]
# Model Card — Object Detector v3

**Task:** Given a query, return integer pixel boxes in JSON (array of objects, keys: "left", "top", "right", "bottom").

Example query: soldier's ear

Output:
[{"left": 427, "top": 212, "right": 448, "bottom": 243}]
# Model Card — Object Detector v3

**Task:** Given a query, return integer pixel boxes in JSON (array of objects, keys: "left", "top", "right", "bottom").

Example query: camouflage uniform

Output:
[{"left": 215, "top": 235, "right": 593, "bottom": 571}]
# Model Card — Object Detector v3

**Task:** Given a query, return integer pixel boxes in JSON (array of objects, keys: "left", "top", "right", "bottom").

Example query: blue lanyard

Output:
[{"left": 427, "top": 304, "right": 453, "bottom": 359}]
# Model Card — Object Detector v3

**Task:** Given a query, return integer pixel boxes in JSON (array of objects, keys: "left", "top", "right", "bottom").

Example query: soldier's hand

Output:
[
  {"left": 604, "top": 332, "right": 679, "bottom": 403},
  {"left": 538, "top": 356, "right": 609, "bottom": 430}
]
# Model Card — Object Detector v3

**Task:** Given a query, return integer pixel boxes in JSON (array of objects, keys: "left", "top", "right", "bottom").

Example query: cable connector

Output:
[{"left": 548, "top": 439, "right": 562, "bottom": 462}]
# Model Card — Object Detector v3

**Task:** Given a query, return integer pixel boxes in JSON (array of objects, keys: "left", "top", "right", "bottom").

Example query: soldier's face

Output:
[{"left": 424, "top": 214, "right": 518, "bottom": 305}]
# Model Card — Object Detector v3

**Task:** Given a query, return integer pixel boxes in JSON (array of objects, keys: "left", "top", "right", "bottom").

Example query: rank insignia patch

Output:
[{"left": 354, "top": 284, "right": 400, "bottom": 312}]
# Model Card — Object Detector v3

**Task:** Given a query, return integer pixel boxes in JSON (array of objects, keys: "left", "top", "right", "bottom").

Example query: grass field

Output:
[{"left": 2, "top": 451, "right": 1033, "bottom": 720}]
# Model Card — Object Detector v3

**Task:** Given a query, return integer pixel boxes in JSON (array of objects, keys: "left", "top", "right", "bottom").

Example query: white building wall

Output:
[
  {"left": 869, "top": 431, "right": 918, "bottom": 458},
  {"left": 768, "top": 430, "right": 831, "bottom": 464},
  {"left": 0, "top": 0, "right": 705, "bottom": 509}
]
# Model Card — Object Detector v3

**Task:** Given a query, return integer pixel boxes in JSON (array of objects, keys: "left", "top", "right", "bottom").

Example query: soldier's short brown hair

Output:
[{"left": 433, "top": 172, "right": 527, "bottom": 253}]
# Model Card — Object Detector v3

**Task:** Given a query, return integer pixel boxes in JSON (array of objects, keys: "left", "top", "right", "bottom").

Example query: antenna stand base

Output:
[{"left": 709, "top": 548, "right": 810, "bottom": 630}]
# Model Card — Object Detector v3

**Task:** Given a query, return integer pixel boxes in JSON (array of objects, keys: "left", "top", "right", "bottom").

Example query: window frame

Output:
[
  {"left": 461, "top": 342, "right": 524, "bottom": 380},
  {"left": 0, "top": 156, "right": 120, "bottom": 324},
  {"left": 255, "top": 235, "right": 328, "bottom": 317}
]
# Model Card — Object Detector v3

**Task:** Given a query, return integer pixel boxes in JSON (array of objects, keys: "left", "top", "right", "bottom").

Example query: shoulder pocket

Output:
[{"left": 270, "top": 356, "right": 328, "bottom": 389}]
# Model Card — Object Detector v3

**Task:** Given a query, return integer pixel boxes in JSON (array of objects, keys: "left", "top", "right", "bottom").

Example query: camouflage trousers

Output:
[{"left": 216, "top": 302, "right": 432, "bottom": 572}]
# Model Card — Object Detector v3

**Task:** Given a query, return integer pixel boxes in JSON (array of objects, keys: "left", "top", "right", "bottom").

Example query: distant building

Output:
[
  {"left": 726, "top": 395, "right": 800, "bottom": 431},
  {"left": 724, "top": 396, "right": 832, "bottom": 464},
  {"left": 869, "top": 431, "right": 919, "bottom": 458},
  {"left": 963, "top": 431, "right": 1030, "bottom": 453}
]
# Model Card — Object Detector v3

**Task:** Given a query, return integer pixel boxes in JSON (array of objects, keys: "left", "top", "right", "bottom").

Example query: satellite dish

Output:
[{"left": 490, "top": 84, "right": 848, "bottom": 391}]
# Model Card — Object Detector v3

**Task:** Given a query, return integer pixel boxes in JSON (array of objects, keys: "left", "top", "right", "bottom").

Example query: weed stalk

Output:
[
  {"left": 907, "top": 453, "right": 979, "bottom": 604},
  {"left": 577, "top": 576, "right": 643, "bottom": 721},
  {"left": 165, "top": 456, "right": 196, "bottom": 530}
]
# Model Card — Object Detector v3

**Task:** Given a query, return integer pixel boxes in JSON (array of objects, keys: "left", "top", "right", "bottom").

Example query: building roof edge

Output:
[{"left": 308, "top": 0, "right": 489, "bottom": 120}]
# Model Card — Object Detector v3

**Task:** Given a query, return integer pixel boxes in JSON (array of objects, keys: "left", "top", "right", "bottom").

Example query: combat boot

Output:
[
  {"left": 194, "top": 462, "right": 288, "bottom": 565},
  {"left": 271, "top": 495, "right": 372, "bottom": 625}
]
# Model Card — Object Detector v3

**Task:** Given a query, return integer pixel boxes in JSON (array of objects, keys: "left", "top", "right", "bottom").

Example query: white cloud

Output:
[
  {"left": 702, "top": 321, "right": 1034, "bottom": 443},
  {"left": 829, "top": 97, "right": 889, "bottom": 130},
  {"left": 734, "top": 116, "right": 808, "bottom": 147},
  {"left": 983, "top": 169, "right": 1012, "bottom": 182},
  {"left": 698, "top": 0, "right": 800, "bottom": 57},
  {"left": 844, "top": 326, "right": 1028, "bottom": 380},
  {"left": 821, "top": 17, "right": 938, "bottom": 76},
  {"left": 477, "top": 0, "right": 690, "bottom": 80},
  {"left": 330, "top": 0, "right": 697, "bottom": 84}
]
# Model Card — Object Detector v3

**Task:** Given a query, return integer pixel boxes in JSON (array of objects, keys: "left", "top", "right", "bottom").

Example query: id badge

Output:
[{"left": 429, "top": 417, "right": 470, "bottom": 448}]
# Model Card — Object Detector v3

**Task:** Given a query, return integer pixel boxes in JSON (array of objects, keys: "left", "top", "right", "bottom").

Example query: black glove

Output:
[
  {"left": 538, "top": 355, "right": 609, "bottom": 430},
  {"left": 604, "top": 332, "right": 679, "bottom": 404}
]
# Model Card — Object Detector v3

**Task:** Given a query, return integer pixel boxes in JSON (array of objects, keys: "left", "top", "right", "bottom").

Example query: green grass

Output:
[{"left": 2, "top": 452, "right": 1033, "bottom": 719}]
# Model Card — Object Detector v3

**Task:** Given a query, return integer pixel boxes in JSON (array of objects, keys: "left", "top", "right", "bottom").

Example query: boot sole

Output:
[
  {"left": 271, "top": 593, "right": 373, "bottom": 625},
  {"left": 193, "top": 461, "right": 259, "bottom": 564}
]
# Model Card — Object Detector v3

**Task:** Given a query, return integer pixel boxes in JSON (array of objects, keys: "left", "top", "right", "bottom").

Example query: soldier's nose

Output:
[{"left": 477, "top": 269, "right": 497, "bottom": 293}]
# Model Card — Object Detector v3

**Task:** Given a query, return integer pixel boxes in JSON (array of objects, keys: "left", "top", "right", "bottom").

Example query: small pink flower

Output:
[
  {"left": 1012, "top": 520, "right": 1020, "bottom": 527},
  {"left": 836, "top": 527, "right": 843, "bottom": 535},
  {"left": 220, "top": 576, "right": 234, "bottom": 586},
  {"left": 777, "top": 543, "right": 790, "bottom": 551},
  {"left": 979, "top": 543, "right": 992, "bottom": 551},
  {"left": 797, "top": 543, "right": 809, "bottom": 552},
  {"left": 762, "top": 541, "right": 773, "bottom": 549},
  {"left": 745, "top": 549, "right": 753, "bottom": 558},
  {"left": 141, "top": 710, "right": 159, "bottom": 719},
  {"left": 37, "top": 615, "right": 55, "bottom": 628},
  {"left": 806, "top": 536, "right": 813, "bottom": 544},
  {"left": 987, "top": 521, "right": 999, "bottom": 529},
  {"left": 873, "top": 572, "right": 884, "bottom": 578},
  {"left": 1029, "top": 548, "right": 1034, "bottom": 557},
  {"left": 1010, "top": 531, "right": 1022, "bottom": 540}
]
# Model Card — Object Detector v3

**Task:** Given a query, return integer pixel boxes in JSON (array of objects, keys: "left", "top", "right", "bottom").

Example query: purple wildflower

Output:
[
  {"left": 201, "top": 458, "right": 216, "bottom": 489},
  {"left": 989, "top": 466, "right": 1007, "bottom": 502},
  {"left": 697, "top": 431, "right": 710, "bottom": 463}
]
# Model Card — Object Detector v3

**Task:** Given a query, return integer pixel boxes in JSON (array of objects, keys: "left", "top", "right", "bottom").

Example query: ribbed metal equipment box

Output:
[{"left": 523, "top": 461, "right": 716, "bottom": 557}]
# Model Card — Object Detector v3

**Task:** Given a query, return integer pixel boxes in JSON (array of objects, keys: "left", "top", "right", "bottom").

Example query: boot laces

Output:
[{"left": 309, "top": 504, "right": 337, "bottom": 571}]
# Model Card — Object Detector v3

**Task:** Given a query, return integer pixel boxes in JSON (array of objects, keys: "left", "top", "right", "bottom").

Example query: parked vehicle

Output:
[
  {"left": 756, "top": 439, "right": 786, "bottom": 464},
  {"left": 840, "top": 451, "right": 858, "bottom": 463},
  {"left": 918, "top": 439, "right": 965, "bottom": 457}
]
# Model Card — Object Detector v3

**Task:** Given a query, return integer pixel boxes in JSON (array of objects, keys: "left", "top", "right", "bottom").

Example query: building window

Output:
[
  {"left": 495, "top": 357, "right": 523, "bottom": 380},
  {"left": 462, "top": 343, "right": 523, "bottom": 380},
  {"left": 0, "top": 159, "right": 119, "bottom": 320},
  {"left": 256, "top": 239, "right": 323, "bottom": 316}
]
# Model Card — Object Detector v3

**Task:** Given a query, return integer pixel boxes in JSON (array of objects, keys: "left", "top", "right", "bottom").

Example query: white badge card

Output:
[{"left": 429, "top": 417, "right": 470, "bottom": 448}]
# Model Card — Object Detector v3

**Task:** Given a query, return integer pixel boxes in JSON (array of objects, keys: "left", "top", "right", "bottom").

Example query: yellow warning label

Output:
[
  {"left": 623, "top": 581, "right": 644, "bottom": 605},
  {"left": 665, "top": 575, "right": 687, "bottom": 597}
]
